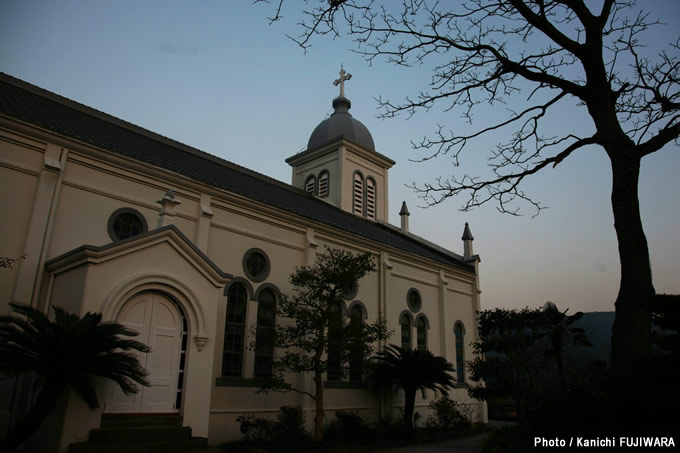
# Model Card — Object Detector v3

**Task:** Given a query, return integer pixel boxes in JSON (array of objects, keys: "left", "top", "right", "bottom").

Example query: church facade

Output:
[{"left": 0, "top": 71, "right": 485, "bottom": 451}]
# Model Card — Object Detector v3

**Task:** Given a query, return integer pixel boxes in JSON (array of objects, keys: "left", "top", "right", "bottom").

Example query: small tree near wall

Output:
[{"left": 255, "top": 247, "right": 390, "bottom": 442}]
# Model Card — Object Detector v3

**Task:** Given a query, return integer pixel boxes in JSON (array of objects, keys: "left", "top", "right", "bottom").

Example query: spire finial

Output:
[{"left": 333, "top": 65, "right": 352, "bottom": 98}]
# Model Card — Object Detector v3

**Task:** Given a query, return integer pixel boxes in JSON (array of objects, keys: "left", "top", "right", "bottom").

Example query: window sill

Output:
[
  {"left": 216, "top": 377, "right": 269, "bottom": 387},
  {"left": 324, "top": 380, "right": 369, "bottom": 389}
]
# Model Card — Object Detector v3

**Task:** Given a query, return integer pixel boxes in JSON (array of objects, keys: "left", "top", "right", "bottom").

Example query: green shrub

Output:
[
  {"left": 276, "top": 405, "right": 307, "bottom": 441},
  {"left": 323, "top": 410, "right": 373, "bottom": 443},
  {"left": 235, "top": 413, "right": 276, "bottom": 442},
  {"left": 235, "top": 405, "right": 309, "bottom": 446},
  {"left": 426, "top": 397, "right": 470, "bottom": 430},
  {"left": 482, "top": 425, "right": 528, "bottom": 453},
  {"left": 373, "top": 411, "right": 407, "bottom": 441}
]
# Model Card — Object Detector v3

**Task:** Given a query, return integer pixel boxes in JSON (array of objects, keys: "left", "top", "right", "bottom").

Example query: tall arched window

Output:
[
  {"left": 223, "top": 283, "right": 247, "bottom": 377},
  {"left": 416, "top": 316, "right": 428, "bottom": 351},
  {"left": 254, "top": 289, "right": 276, "bottom": 377},
  {"left": 366, "top": 177, "right": 376, "bottom": 220},
  {"left": 454, "top": 322, "right": 466, "bottom": 383},
  {"left": 327, "top": 302, "right": 343, "bottom": 380},
  {"left": 318, "top": 171, "right": 330, "bottom": 198},
  {"left": 400, "top": 313, "right": 412, "bottom": 350},
  {"left": 349, "top": 305, "right": 364, "bottom": 381},
  {"left": 352, "top": 172, "right": 364, "bottom": 215},
  {"left": 305, "top": 175, "right": 317, "bottom": 194}
]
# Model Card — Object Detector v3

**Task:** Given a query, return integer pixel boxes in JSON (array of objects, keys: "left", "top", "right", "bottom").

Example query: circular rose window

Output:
[{"left": 243, "top": 248, "right": 270, "bottom": 282}]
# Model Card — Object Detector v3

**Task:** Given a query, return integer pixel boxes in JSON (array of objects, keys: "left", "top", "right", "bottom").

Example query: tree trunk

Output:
[
  {"left": 0, "top": 379, "right": 64, "bottom": 452},
  {"left": 313, "top": 371, "right": 324, "bottom": 442},
  {"left": 552, "top": 330, "right": 566, "bottom": 389},
  {"left": 609, "top": 153, "right": 655, "bottom": 374},
  {"left": 403, "top": 388, "right": 416, "bottom": 429},
  {"left": 312, "top": 326, "right": 325, "bottom": 442}
]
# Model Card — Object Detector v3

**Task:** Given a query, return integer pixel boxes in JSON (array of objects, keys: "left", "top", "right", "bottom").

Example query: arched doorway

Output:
[{"left": 106, "top": 292, "right": 184, "bottom": 413}]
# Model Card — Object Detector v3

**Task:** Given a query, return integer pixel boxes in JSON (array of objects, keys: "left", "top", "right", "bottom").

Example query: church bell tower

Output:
[{"left": 286, "top": 67, "right": 395, "bottom": 222}]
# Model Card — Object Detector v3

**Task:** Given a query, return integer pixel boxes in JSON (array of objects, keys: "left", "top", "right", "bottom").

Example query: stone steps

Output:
[
  {"left": 100, "top": 414, "right": 183, "bottom": 428},
  {"left": 68, "top": 415, "right": 208, "bottom": 453}
]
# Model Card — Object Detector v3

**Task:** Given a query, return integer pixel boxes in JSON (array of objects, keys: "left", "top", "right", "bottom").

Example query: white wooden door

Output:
[{"left": 106, "top": 293, "right": 182, "bottom": 413}]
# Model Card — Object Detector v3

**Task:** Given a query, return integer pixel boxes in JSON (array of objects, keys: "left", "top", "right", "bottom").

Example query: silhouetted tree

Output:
[
  {"left": 540, "top": 301, "right": 592, "bottom": 388},
  {"left": 255, "top": 247, "right": 390, "bottom": 442},
  {"left": 0, "top": 303, "right": 149, "bottom": 452},
  {"left": 369, "top": 344, "right": 455, "bottom": 429},
  {"left": 262, "top": 0, "right": 680, "bottom": 374},
  {"left": 467, "top": 307, "right": 546, "bottom": 421}
]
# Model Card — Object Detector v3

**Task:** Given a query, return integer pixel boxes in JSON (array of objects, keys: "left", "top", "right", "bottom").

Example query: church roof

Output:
[{"left": 0, "top": 73, "right": 473, "bottom": 274}]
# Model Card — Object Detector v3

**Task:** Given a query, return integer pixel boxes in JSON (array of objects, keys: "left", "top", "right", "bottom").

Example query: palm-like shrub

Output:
[
  {"left": 0, "top": 303, "right": 150, "bottom": 451},
  {"left": 540, "top": 302, "right": 592, "bottom": 388},
  {"left": 369, "top": 344, "right": 456, "bottom": 429}
]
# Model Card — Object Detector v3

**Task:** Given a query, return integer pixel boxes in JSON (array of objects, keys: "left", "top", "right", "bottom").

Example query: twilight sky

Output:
[{"left": 1, "top": 1, "right": 678, "bottom": 313}]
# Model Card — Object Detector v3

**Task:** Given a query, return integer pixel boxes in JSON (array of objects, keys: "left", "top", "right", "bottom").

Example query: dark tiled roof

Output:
[{"left": 0, "top": 73, "right": 474, "bottom": 274}]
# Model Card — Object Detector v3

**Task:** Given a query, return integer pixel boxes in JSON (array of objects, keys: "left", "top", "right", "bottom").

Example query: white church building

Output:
[{"left": 0, "top": 70, "right": 485, "bottom": 451}]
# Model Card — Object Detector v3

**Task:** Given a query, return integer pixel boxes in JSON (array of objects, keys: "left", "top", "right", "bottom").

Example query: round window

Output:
[
  {"left": 407, "top": 288, "right": 422, "bottom": 313},
  {"left": 108, "top": 208, "right": 148, "bottom": 241},
  {"left": 243, "top": 248, "right": 270, "bottom": 282},
  {"left": 343, "top": 281, "right": 358, "bottom": 300}
]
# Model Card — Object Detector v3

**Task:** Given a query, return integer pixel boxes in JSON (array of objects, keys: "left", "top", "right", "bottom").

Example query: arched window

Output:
[
  {"left": 318, "top": 171, "right": 330, "bottom": 198},
  {"left": 400, "top": 313, "right": 412, "bottom": 350},
  {"left": 223, "top": 283, "right": 248, "bottom": 377},
  {"left": 416, "top": 315, "right": 428, "bottom": 351},
  {"left": 454, "top": 322, "right": 466, "bottom": 383},
  {"left": 305, "top": 175, "right": 317, "bottom": 194},
  {"left": 254, "top": 289, "right": 276, "bottom": 377},
  {"left": 327, "top": 302, "right": 343, "bottom": 380},
  {"left": 349, "top": 305, "right": 364, "bottom": 381},
  {"left": 352, "top": 172, "right": 364, "bottom": 215},
  {"left": 365, "top": 177, "right": 376, "bottom": 220}
]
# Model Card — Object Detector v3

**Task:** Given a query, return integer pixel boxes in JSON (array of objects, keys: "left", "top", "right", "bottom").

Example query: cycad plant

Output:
[
  {"left": 540, "top": 302, "right": 592, "bottom": 388},
  {"left": 369, "top": 344, "right": 456, "bottom": 429},
  {"left": 0, "top": 303, "right": 149, "bottom": 452}
]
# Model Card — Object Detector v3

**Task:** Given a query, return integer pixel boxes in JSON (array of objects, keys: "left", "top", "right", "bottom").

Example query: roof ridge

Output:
[
  {"left": 0, "top": 72, "right": 304, "bottom": 196},
  {"left": 377, "top": 221, "right": 465, "bottom": 263}
]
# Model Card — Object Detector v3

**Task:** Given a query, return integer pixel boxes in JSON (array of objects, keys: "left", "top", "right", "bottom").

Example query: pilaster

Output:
[
  {"left": 304, "top": 228, "right": 318, "bottom": 266},
  {"left": 195, "top": 194, "right": 213, "bottom": 252},
  {"left": 12, "top": 143, "right": 67, "bottom": 307},
  {"left": 438, "top": 270, "right": 449, "bottom": 358}
]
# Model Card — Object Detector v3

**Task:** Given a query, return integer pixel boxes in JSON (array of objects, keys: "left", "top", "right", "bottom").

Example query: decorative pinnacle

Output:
[
  {"left": 462, "top": 222, "right": 474, "bottom": 241},
  {"left": 399, "top": 201, "right": 410, "bottom": 216},
  {"left": 333, "top": 65, "right": 352, "bottom": 98}
]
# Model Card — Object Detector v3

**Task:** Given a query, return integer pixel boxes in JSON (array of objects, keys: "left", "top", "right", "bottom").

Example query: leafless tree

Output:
[{"left": 261, "top": 0, "right": 679, "bottom": 373}]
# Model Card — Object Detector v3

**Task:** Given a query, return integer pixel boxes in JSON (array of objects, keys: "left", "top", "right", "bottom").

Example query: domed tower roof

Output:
[
  {"left": 307, "top": 96, "right": 375, "bottom": 151},
  {"left": 306, "top": 66, "right": 375, "bottom": 152}
]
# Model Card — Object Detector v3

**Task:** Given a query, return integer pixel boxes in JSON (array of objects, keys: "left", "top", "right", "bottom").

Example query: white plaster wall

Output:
[{"left": 1, "top": 118, "right": 483, "bottom": 448}]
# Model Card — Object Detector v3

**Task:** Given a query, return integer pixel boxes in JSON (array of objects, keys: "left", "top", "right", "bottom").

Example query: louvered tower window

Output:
[
  {"left": 305, "top": 175, "right": 316, "bottom": 194},
  {"left": 352, "top": 172, "right": 364, "bottom": 215},
  {"left": 318, "top": 171, "right": 329, "bottom": 198},
  {"left": 366, "top": 177, "right": 376, "bottom": 220}
]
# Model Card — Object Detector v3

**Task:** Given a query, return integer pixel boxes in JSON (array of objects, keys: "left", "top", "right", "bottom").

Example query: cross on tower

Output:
[{"left": 333, "top": 66, "right": 352, "bottom": 98}]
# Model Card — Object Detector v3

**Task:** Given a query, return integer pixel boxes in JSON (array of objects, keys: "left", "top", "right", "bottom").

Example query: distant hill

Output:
[{"left": 566, "top": 311, "right": 615, "bottom": 365}]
